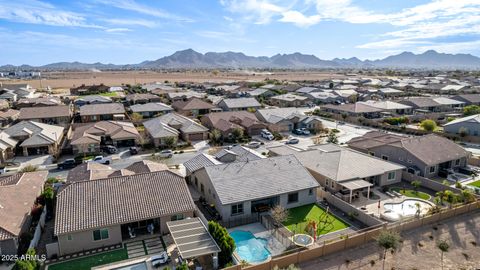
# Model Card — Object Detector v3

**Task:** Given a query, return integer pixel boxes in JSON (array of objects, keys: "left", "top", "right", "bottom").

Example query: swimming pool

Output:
[
  {"left": 382, "top": 199, "right": 433, "bottom": 221},
  {"left": 230, "top": 230, "right": 271, "bottom": 264},
  {"left": 113, "top": 262, "right": 147, "bottom": 270}
]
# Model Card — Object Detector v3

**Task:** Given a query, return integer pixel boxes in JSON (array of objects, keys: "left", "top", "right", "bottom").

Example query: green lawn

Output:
[
  {"left": 283, "top": 204, "right": 349, "bottom": 236},
  {"left": 48, "top": 248, "right": 128, "bottom": 270},
  {"left": 468, "top": 180, "right": 480, "bottom": 188},
  {"left": 392, "top": 188, "right": 431, "bottom": 200}
]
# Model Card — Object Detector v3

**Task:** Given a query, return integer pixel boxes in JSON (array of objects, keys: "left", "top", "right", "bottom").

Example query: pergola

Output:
[
  {"left": 340, "top": 179, "right": 373, "bottom": 203},
  {"left": 166, "top": 217, "right": 221, "bottom": 269}
]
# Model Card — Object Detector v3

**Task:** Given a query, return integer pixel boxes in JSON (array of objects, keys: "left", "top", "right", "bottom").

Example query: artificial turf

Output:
[
  {"left": 283, "top": 204, "right": 349, "bottom": 236},
  {"left": 47, "top": 248, "right": 128, "bottom": 270},
  {"left": 392, "top": 188, "right": 431, "bottom": 200}
]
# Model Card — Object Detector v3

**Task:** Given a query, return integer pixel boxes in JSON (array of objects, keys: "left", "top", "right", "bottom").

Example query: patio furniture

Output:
[
  {"left": 392, "top": 191, "right": 402, "bottom": 197},
  {"left": 151, "top": 251, "right": 170, "bottom": 267},
  {"left": 385, "top": 191, "right": 395, "bottom": 198}
]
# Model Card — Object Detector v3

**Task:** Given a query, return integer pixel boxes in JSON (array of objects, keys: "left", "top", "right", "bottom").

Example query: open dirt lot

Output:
[
  {"left": 2, "top": 70, "right": 356, "bottom": 89},
  {"left": 300, "top": 210, "right": 480, "bottom": 270}
]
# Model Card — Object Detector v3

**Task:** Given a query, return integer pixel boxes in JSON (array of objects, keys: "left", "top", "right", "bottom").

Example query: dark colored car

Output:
[
  {"left": 129, "top": 147, "right": 138, "bottom": 155},
  {"left": 57, "top": 159, "right": 78, "bottom": 170}
]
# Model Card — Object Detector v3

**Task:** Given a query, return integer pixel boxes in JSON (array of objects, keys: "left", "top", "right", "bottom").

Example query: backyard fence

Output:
[
  {"left": 402, "top": 171, "right": 463, "bottom": 194},
  {"left": 221, "top": 214, "right": 260, "bottom": 228},
  {"left": 29, "top": 207, "right": 47, "bottom": 249},
  {"left": 222, "top": 201, "right": 479, "bottom": 270}
]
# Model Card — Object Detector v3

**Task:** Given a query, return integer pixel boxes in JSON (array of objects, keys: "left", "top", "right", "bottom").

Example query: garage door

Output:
[{"left": 188, "top": 133, "right": 204, "bottom": 141}]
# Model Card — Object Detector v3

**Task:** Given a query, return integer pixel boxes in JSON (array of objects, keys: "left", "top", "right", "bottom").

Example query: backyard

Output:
[
  {"left": 47, "top": 248, "right": 128, "bottom": 270},
  {"left": 391, "top": 188, "right": 431, "bottom": 200},
  {"left": 283, "top": 204, "right": 350, "bottom": 236},
  {"left": 468, "top": 179, "right": 480, "bottom": 188}
]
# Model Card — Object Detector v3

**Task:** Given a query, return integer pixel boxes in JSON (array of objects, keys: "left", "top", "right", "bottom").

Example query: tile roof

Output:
[
  {"left": 202, "top": 111, "right": 264, "bottom": 131},
  {"left": 55, "top": 170, "right": 195, "bottom": 235},
  {"left": 184, "top": 153, "right": 222, "bottom": 173},
  {"left": 66, "top": 162, "right": 114, "bottom": 183},
  {"left": 0, "top": 109, "right": 19, "bottom": 120},
  {"left": 271, "top": 94, "right": 308, "bottom": 102},
  {"left": 17, "top": 97, "right": 62, "bottom": 106},
  {"left": 2, "top": 121, "right": 63, "bottom": 147},
  {"left": 214, "top": 145, "right": 264, "bottom": 162},
  {"left": 201, "top": 155, "right": 319, "bottom": 205},
  {"left": 172, "top": 98, "right": 215, "bottom": 111},
  {"left": 124, "top": 160, "right": 169, "bottom": 174},
  {"left": 144, "top": 113, "right": 208, "bottom": 138},
  {"left": 0, "top": 172, "right": 47, "bottom": 240},
  {"left": 255, "top": 107, "right": 306, "bottom": 124},
  {"left": 126, "top": 93, "right": 160, "bottom": 102},
  {"left": 130, "top": 102, "right": 173, "bottom": 113},
  {"left": 79, "top": 103, "right": 125, "bottom": 116},
  {"left": 19, "top": 105, "right": 71, "bottom": 119},
  {"left": 219, "top": 97, "right": 260, "bottom": 109},
  {"left": 70, "top": 121, "right": 140, "bottom": 145}
]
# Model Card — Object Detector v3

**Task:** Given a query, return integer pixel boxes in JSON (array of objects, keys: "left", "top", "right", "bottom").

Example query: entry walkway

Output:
[{"left": 125, "top": 236, "right": 165, "bottom": 258}]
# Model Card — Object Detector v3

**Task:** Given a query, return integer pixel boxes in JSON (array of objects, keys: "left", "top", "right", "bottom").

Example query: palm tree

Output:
[
  {"left": 443, "top": 190, "right": 456, "bottom": 208},
  {"left": 376, "top": 230, "right": 401, "bottom": 270},
  {"left": 209, "top": 129, "right": 222, "bottom": 145},
  {"left": 411, "top": 180, "right": 421, "bottom": 195},
  {"left": 460, "top": 189, "right": 475, "bottom": 204},
  {"left": 437, "top": 240, "right": 450, "bottom": 270}
]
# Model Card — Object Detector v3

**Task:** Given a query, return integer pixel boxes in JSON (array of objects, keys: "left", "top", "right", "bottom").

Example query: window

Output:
[
  {"left": 325, "top": 179, "right": 329, "bottom": 187},
  {"left": 381, "top": 155, "right": 389, "bottom": 161},
  {"left": 429, "top": 166, "right": 436, "bottom": 173},
  {"left": 288, "top": 192, "right": 299, "bottom": 204},
  {"left": 368, "top": 151, "right": 375, "bottom": 156},
  {"left": 171, "top": 214, "right": 184, "bottom": 221},
  {"left": 331, "top": 181, "right": 335, "bottom": 188},
  {"left": 93, "top": 228, "right": 109, "bottom": 241},
  {"left": 455, "top": 159, "right": 460, "bottom": 166},
  {"left": 201, "top": 184, "right": 204, "bottom": 194},
  {"left": 309, "top": 188, "right": 313, "bottom": 195},
  {"left": 231, "top": 203, "right": 244, "bottom": 216},
  {"left": 67, "top": 234, "right": 73, "bottom": 241},
  {"left": 387, "top": 172, "right": 396, "bottom": 181}
]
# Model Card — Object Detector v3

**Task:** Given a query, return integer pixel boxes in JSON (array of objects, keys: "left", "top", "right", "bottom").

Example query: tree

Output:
[
  {"left": 326, "top": 130, "right": 338, "bottom": 144},
  {"left": 420, "top": 119, "right": 437, "bottom": 132},
  {"left": 411, "top": 180, "right": 421, "bottom": 194},
  {"left": 131, "top": 112, "right": 143, "bottom": 123},
  {"left": 20, "top": 165, "right": 38, "bottom": 173},
  {"left": 463, "top": 105, "right": 480, "bottom": 116},
  {"left": 437, "top": 240, "right": 450, "bottom": 270},
  {"left": 460, "top": 189, "right": 475, "bottom": 203},
  {"left": 232, "top": 128, "right": 244, "bottom": 141},
  {"left": 208, "top": 221, "right": 235, "bottom": 267},
  {"left": 13, "top": 248, "right": 37, "bottom": 270},
  {"left": 270, "top": 205, "right": 289, "bottom": 228},
  {"left": 163, "top": 136, "right": 177, "bottom": 149},
  {"left": 209, "top": 129, "right": 222, "bottom": 145},
  {"left": 443, "top": 190, "right": 456, "bottom": 208},
  {"left": 376, "top": 230, "right": 401, "bottom": 270},
  {"left": 458, "top": 127, "right": 469, "bottom": 137}
]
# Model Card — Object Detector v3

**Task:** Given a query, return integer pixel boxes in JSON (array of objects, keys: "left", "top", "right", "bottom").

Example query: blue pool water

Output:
[
  {"left": 230, "top": 230, "right": 271, "bottom": 263},
  {"left": 113, "top": 262, "right": 147, "bottom": 270}
]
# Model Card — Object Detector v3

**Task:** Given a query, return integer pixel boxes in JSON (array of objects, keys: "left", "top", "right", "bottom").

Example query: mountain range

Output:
[{"left": 3, "top": 49, "right": 480, "bottom": 71}]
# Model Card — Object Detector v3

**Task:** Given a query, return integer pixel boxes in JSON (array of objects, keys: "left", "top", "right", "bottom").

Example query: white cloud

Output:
[
  {"left": 105, "top": 28, "right": 132, "bottom": 32},
  {"left": 95, "top": 0, "right": 193, "bottom": 22},
  {"left": 0, "top": 0, "right": 100, "bottom": 28},
  {"left": 102, "top": 18, "right": 157, "bottom": 28},
  {"left": 279, "top": 11, "right": 321, "bottom": 27}
]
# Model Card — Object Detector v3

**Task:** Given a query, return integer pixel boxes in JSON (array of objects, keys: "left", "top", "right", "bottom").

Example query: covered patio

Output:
[
  {"left": 167, "top": 218, "right": 220, "bottom": 270},
  {"left": 338, "top": 179, "right": 373, "bottom": 203}
]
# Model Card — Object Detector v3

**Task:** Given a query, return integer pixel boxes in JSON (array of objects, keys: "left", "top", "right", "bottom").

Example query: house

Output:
[
  {"left": 0, "top": 109, "right": 19, "bottom": 127},
  {"left": 16, "top": 97, "right": 62, "bottom": 108},
  {"left": 0, "top": 121, "right": 64, "bottom": 158},
  {"left": 108, "top": 86, "right": 124, "bottom": 92},
  {"left": 248, "top": 88, "right": 275, "bottom": 99},
  {"left": 268, "top": 144, "right": 404, "bottom": 203},
  {"left": 66, "top": 160, "right": 168, "bottom": 183},
  {"left": 79, "top": 103, "right": 126, "bottom": 122},
  {"left": 201, "top": 111, "right": 267, "bottom": 137},
  {"left": 130, "top": 102, "right": 173, "bottom": 118},
  {"left": 217, "top": 97, "right": 261, "bottom": 112},
  {"left": 74, "top": 95, "right": 112, "bottom": 107},
  {"left": 378, "top": 88, "right": 404, "bottom": 98},
  {"left": 172, "top": 97, "right": 216, "bottom": 117},
  {"left": 441, "top": 84, "right": 466, "bottom": 92},
  {"left": 54, "top": 170, "right": 196, "bottom": 256},
  {"left": 295, "top": 87, "right": 320, "bottom": 95},
  {"left": 126, "top": 93, "right": 161, "bottom": 105},
  {"left": 452, "top": 94, "right": 480, "bottom": 106},
  {"left": 70, "top": 121, "right": 140, "bottom": 154},
  {"left": 18, "top": 105, "right": 71, "bottom": 127},
  {"left": 255, "top": 107, "right": 323, "bottom": 132},
  {"left": 306, "top": 91, "right": 343, "bottom": 104},
  {"left": 144, "top": 113, "right": 209, "bottom": 147},
  {"left": 347, "top": 131, "right": 470, "bottom": 177},
  {"left": 0, "top": 84, "right": 37, "bottom": 102},
  {"left": 359, "top": 100, "right": 412, "bottom": 115},
  {"left": 166, "top": 91, "right": 205, "bottom": 103},
  {"left": 70, "top": 84, "right": 110, "bottom": 95},
  {"left": 270, "top": 94, "right": 309, "bottom": 107},
  {"left": 322, "top": 103, "right": 383, "bottom": 118},
  {"left": 398, "top": 97, "right": 464, "bottom": 113},
  {"left": 189, "top": 155, "right": 319, "bottom": 222},
  {"left": 0, "top": 172, "right": 48, "bottom": 255},
  {"left": 444, "top": 114, "right": 480, "bottom": 136}
]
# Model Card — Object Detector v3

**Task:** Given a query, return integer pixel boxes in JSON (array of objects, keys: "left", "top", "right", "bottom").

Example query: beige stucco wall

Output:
[{"left": 57, "top": 225, "right": 122, "bottom": 256}]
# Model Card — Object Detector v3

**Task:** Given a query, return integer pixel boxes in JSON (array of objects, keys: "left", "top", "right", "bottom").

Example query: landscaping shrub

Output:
[
  {"left": 20, "top": 165, "right": 38, "bottom": 173},
  {"left": 208, "top": 221, "right": 235, "bottom": 267},
  {"left": 384, "top": 116, "right": 409, "bottom": 125}
]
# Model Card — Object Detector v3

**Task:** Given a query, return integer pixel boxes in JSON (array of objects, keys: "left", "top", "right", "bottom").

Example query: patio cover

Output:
[
  {"left": 166, "top": 218, "right": 220, "bottom": 259},
  {"left": 340, "top": 179, "right": 373, "bottom": 190}
]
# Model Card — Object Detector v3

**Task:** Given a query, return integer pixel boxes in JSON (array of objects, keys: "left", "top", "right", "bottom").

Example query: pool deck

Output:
[{"left": 228, "top": 223, "right": 287, "bottom": 257}]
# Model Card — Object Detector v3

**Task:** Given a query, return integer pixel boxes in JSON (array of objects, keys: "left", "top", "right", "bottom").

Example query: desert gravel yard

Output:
[{"left": 300, "top": 210, "right": 480, "bottom": 270}]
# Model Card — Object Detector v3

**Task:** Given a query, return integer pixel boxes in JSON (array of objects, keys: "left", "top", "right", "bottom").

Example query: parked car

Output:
[
  {"left": 86, "top": 155, "right": 112, "bottom": 165},
  {"left": 260, "top": 129, "right": 274, "bottom": 140},
  {"left": 298, "top": 128, "right": 311, "bottom": 135},
  {"left": 129, "top": 146, "right": 138, "bottom": 155},
  {"left": 158, "top": 150, "right": 173, "bottom": 158},
  {"left": 57, "top": 158, "right": 78, "bottom": 170},
  {"left": 102, "top": 145, "right": 117, "bottom": 154},
  {"left": 285, "top": 137, "right": 299, "bottom": 144},
  {"left": 245, "top": 141, "right": 261, "bottom": 148}
]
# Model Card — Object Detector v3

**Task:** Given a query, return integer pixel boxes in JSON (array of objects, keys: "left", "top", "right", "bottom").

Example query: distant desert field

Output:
[{"left": 2, "top": 70, "right": 353, "bottom": 89}]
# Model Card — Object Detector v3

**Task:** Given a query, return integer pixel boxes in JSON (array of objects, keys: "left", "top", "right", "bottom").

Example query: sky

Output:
[{"left": 1, "top": 0, "right": 480, "bottom": 65}]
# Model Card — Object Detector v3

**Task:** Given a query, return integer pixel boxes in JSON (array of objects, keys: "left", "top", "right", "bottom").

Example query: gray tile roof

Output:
[
  {"left": 219, "top": 97, "right": 260, "bottom": 109},
  {"left": 19, "top": 105, "right": 71, "bottom": 119},
  {"left": 201, "top": 155, "right": 319, "bottom": 205},
  {"left": 144, "top": 113, "right": 208, "bottom": 137},
  {"left": 184, "top": 153, "right": 221, "bottom": 173},
  {"left": 55, "top": 170, "right": 195, "bottom": 235},
  {"left": 255, "top": 107, "right": 305, "bottom": 124},
  {"left": 79, "top": 103, "right": 125, "bottom": 116},
  {"left": 124, "top": 160, "right": 169, "bottom": 174},
  {"left": 2, "top": 121, "right": 64, "bottom": 147},
  {"left": 214, "top": 145, "right": 264, "bottom": 162},
  {"left": 130, "top": 102, "right": 173, "bottom": 113}
]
